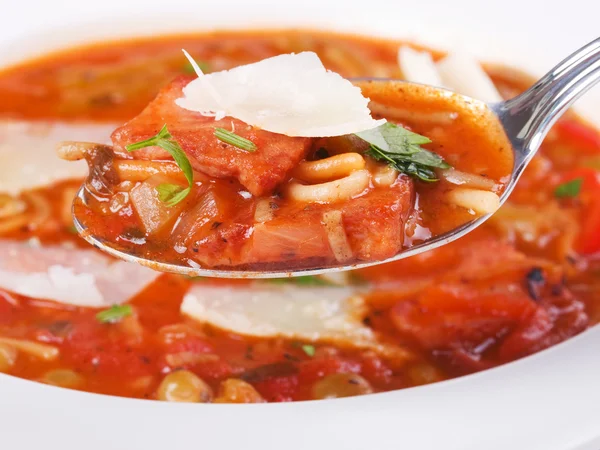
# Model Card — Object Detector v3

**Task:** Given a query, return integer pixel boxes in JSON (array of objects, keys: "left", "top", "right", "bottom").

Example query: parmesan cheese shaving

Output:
[
  {"left": 181, "top": 284, "right": 375, "bottom": 346},
  {"left": 397, "top": 46, "right": 502, "bottom": 103},
  {"left": 176, "top": 51, "right": 385, "bottom": 137},
  {"left": 0, "top": 121, "right": 115, "bottom": 195},
  {"left": 0, "top": 240, "right": 159, "bottom": 307},
  {"left": 436, "top": 52, "right": 503, "bottom": 103},
  {"left": 398, "top": 46, "right": 443, "bottom": 87}
]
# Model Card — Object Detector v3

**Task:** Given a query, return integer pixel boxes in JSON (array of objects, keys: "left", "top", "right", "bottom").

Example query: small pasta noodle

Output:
[
  {"left": 441, "top": 168, "right": 499, "bottom": 192},
  {"left": 0, "top": 179, "right": 82, "bottom": 237},
  {"left": 286, "top": 152, "right": 370, "bottom": 204},
  {"left": 446, "top": 187, "right": 500, "bottom": 215},
  {"left": 0, "top": 337, "right": 59, "bottom": 361}
]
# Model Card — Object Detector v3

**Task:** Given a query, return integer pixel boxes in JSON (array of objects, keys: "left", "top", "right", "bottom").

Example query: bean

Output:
[
  {"left": 157, "top": 370, "right": 213, "bottom": 403},
  {"left": 214, "top": 379, "right": 264, "bottom": 404},
  {"left": 0, "top": 344, "right": 17, "bottom": 373},
  {"left": 41, "top": 369, "right": 84, "bottom": 388},
  {"left": 312, "top": 373, "right": 373, "bottom": 400}
]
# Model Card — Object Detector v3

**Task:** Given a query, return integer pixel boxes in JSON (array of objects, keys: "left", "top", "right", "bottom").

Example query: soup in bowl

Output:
[{"left": 0, "top": 29, "right": 599, "bottom": 405}]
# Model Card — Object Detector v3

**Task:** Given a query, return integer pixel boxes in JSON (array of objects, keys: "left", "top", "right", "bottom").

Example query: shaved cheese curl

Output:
[
  {"left": 176, "top": 52, "right": 385, "bottom": 137},
  {"left": 398, "top": 46, "right": 443, "bottom": 87}
]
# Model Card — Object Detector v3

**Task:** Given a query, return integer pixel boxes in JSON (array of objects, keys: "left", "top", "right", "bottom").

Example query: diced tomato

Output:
[
  {"left": 390, "top": 284, "right": 539, "bottom": 369},
  {"left": 63, "top": 322, "right": 155, "bottom": 377},
  {"left": 558, "top": 167, "right": 600, "bottom": 255},
  {"left": 359, "top": 353, "right": 393, "bottom": 386},
  {"left": 164, "top": 336, "right": 214, "bottom": 355},
  {"left": 298, "top": 357, "right": 361, "bottom": 384},
  {"left": 579, "top": 201, "right": 600, "bottom": 255},
  {"left": 252, "top": 374, "right": 299, "bottom": 402},
  {"left": 0, "top": 291, "right": 17, "bottom": 325},
  {"left": 192, "top": 358, "right": 237, "bottom": 381},
  {"left": 555, "top": 119, "right": 600, "bottom": 154},
  {"left": 500, "top": 290, "right": 588, "bottom": 359}
]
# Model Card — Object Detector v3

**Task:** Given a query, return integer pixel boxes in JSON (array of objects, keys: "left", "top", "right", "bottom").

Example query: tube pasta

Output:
[
  {"left": 0, "top": 337, "right": 59, "bottom": 361},
  {"left": 114, "top": 160, "right": 186, "bottom": 182},
  {"left": 287, "top": 170, "right": 370, "bottom": 204},
  {"left": 447, "top": 187, "right": 500, "bottom": 215},
  {"left": 322, "top": 210, "right": 353, "bottom": 262},
  {"left": 292, "top": 153, "right": 366, "bottom": 183}
]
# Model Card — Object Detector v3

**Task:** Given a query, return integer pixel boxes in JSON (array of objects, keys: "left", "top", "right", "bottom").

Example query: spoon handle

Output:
[{"left": 494, "top": 37, "right": 600, "bottom": 174}]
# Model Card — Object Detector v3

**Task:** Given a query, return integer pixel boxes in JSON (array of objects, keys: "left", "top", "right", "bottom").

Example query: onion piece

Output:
[
  {"left": 322, "top": 210, "right": 353, "bottom": 262},
  {"left": 129, "top": 174, "right": 188, "bottom": 235},
  {"left": 254, "top": 198, "right": 277, "bottom": 223}
]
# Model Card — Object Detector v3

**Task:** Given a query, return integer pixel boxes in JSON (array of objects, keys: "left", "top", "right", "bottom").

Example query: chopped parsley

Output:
[
  {"left": 96, "top": 304, "right": 133, "bottom": 324},
  {"left": 126, "top": 124, "right": 193, "bottom": 206},
  {"left": 355, "top": 122, "right": 450, "bottom": 182},
  {"left": 182, "top": 59, "right": 210, "bottom": 74},
  {"left": 554, "top": 177, "right": 583, "bottom": 198},
  {"left": 301, "top": 344, "right": 316, "bottom": 357},
  {"left": 214, "top": 127, "right": 257, "bottom": 152},
  {"left": 267, "top": 275, "right": 334, "bottom": 286}
]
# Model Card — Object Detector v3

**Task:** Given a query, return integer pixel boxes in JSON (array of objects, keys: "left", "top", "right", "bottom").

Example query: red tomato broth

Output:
[{"left": 0, "top": 30, "right": 598, "bottom": 403}]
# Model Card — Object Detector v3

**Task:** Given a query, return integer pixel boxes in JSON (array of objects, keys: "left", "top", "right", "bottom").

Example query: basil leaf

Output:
[
  {"left": 356, "top": 122, "right": 450, "bottom": 182},
  {"left": 96, "top": 304, "right": 133, "bottom": 324},
  {"left": 126, "top": 124, "right": 193, "bottom": 206},
  {"left": 183, "top": 60, "right": 210, "bottom": 74},
  {"left": 156, "top": 184, "right": 191, "bottom": 207},
  {"left": 301, "top": 345, "right": 316, "bottom": 357},
  {"left": 267, "top": 275, "right": 334, "bottom": 286},
  {"left": 555, "top": 177, "right": 583, "bottom": 198}
]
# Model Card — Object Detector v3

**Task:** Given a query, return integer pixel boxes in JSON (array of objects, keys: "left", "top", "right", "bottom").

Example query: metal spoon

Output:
[{"left": 73, "top": 37, "right": 600, "bottom": 278}]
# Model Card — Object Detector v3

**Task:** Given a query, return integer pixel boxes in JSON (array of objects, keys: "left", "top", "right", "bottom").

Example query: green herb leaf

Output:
[
  {"left": 267, "top": 275, "right": 334, "bottom": 286},
  {"left": 156, "top": 183, "right": 191, "bottom": 207},
  {"left": 214, "top": 127, "right": 257, "bottom": 152},
  {"left": 356, "top": 123, "right": 450, "bottom": 182},
  {"left": 301, "top": 344, "right": 316, "bottom": 357},
  {"left": 183, "top": 59, "right": 210, "bottom": 74},
  {"left": 96, "top": 304, "right": 133, "bottom": 324},
  {"left": 555, "top": 177, "right": 583, "bottom": 198},
  {"left": 126, "top": 124, "right": 193, "bottom": 206}
]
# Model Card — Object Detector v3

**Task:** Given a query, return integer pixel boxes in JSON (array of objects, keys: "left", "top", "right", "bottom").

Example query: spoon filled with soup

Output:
[{"left": 59, "top": 39, "right": 600, "bottom": 278}]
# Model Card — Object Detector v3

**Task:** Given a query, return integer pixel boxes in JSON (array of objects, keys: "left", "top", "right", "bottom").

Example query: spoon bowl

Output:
[{"left": 73, "top": 37, "right": 600, "bottom": 278}]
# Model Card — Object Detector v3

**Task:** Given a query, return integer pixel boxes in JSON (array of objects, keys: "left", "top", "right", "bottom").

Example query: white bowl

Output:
[{"left": 1, "top": 1, "right": 599, "bottom": 449}]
